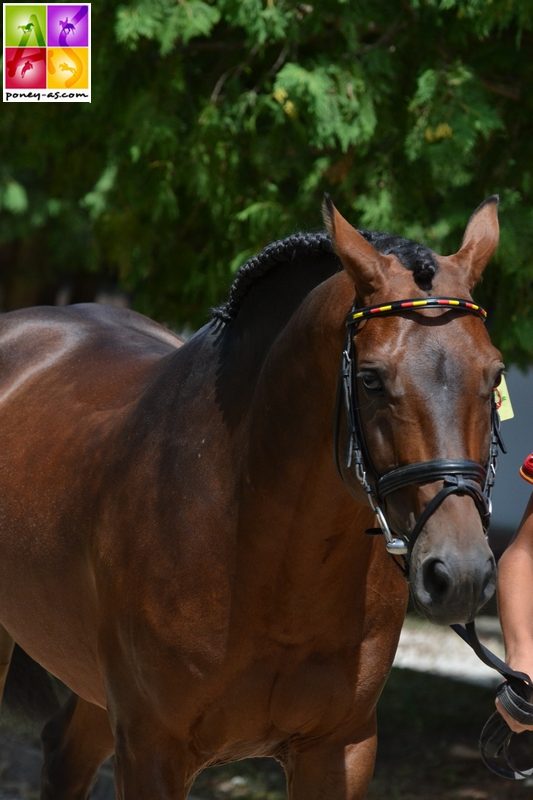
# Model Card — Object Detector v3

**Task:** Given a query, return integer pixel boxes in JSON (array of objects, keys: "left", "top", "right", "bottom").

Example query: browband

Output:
[{"left": 348, "top": 296, "right": 487, "bottom": 323}]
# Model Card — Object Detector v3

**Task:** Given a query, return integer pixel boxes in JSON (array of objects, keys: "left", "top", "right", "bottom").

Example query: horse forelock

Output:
[
  {"left": 211, "top": 229, "right": 438, "bottom": 324},
  {"left": 360, "top": 230, "right": 438, "bottom": 292}
]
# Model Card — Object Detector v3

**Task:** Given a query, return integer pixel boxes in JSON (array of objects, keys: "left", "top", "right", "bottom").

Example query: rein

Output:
[
  {"left": 335, "top": 296, "right": 503, "bottom": 562},
  {"left": 335, "top": 295, "right": 533, "bottom": 780}
]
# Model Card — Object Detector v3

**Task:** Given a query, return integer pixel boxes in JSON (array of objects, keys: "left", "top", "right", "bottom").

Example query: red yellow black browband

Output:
[{"left": 348, "top": 297, "right": 487, "bottom": 324}]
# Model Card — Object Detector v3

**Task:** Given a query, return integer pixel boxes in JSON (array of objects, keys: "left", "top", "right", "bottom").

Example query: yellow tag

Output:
[{"left": 494, "top": 374, "right": 514, "bottom": 421}]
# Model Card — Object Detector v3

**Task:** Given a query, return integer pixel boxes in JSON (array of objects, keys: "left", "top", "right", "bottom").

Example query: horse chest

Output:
[{"left": 189, "top": 655, "right": 354, "bottom": 761}]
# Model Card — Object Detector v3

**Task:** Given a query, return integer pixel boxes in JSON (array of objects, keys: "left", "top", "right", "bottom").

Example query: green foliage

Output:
[
  {"left": 219, "top": 0, "right": 293, "bottom": 46},
  {"left": 1, "top": 180, "right": 28, "bottom": 214},
  {"left": 406, "top": 63, "right": 503, "bottom": 186},
  {"left": 273, "top": 62, "right": 377, "bottom": 151},
  {"left": 116, "top": 0, "right": 221, "bottom": 53},
  {"left": 0, "top": 0, "right": 532, "bottom": 363}
]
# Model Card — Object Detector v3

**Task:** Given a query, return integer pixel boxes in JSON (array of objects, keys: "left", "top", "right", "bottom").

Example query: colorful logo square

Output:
[
  {"left": 5, "top": 46, "right": 46, "bottom": 87},
  {"left": 4, "top": 4, "right": 46, "bottom": 46},
  {"left": 47, "top": 5, "right": 89, "bottom": 47},
  {"left": 3, "top": 3, "right": 91, "bottom": 102},
  {"left": 47, "top": 46, "right": 89, "bottom": 89}
]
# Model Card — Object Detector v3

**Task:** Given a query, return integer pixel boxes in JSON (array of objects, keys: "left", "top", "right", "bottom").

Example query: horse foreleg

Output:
[
  {"left": 114, "top": 721, "right": 192, "bottom": 799},
  {"left": 283, "top": 719, "right": 377, "bottom": 800},
  {"left": 0, "top": 625, "right": 14, "bottom": 706},
  {"left": 41, "top": 693, "right": 114, "bottom": 800}
]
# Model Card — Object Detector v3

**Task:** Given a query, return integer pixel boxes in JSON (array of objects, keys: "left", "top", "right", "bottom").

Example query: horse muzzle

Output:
[{"left": 410, "top": 545, "right": 496, "bottom": 625}]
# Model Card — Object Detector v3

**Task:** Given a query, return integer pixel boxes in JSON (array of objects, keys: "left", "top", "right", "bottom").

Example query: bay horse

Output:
[{"left": 0, "top": 197, "right": 503, "bottom": 798}]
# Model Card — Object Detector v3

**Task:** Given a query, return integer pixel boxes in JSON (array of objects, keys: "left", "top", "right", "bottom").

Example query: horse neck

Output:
[
  {"left": 230, "top": 271, "right": 383, "bottom": 639},
  {"left": 240, "top": 270, "right": 372, "bottom": 543}
]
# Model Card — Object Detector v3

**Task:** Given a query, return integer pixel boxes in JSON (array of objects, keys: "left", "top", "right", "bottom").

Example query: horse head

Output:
[{"left": 325, "top": 197, "right": 502, "bottom": 625}]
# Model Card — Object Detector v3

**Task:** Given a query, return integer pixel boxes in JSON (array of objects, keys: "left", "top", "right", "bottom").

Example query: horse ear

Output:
[
  {"left": 452, "top": 196, "right": 499, "bottom": 288},
  {"left": 322, "top": 195, "right": 387, "bottom": 299}
]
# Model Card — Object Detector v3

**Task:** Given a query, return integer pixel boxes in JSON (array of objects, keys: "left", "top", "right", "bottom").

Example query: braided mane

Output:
[{"left": 213, "top": 229, "right": 438, "bottom": 324}]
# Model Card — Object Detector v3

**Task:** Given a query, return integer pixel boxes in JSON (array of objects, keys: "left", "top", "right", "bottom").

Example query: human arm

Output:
[{"left": 496, "top": 491, "right": 533, "bottom": 732}]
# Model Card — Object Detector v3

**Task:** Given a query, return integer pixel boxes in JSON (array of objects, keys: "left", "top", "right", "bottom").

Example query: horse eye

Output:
[
  {"left": 359, "top": 371, "right": 384, "bottom": 394},
  {"left": 493, "top": 370, "right": 505, "bottom": 390}
]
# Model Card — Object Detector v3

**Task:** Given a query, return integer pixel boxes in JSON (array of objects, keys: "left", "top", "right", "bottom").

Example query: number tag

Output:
[{"left": 494, "top": 374, "right": 514, "bottom": 422}]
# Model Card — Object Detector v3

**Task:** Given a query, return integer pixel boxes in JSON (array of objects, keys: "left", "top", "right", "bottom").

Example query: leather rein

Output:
[
  {"left": 334, "top": 295, "right": 533, "bottom": 778},
  {"left": 334, "top": 296, "right": 505, "bottom": 566}
]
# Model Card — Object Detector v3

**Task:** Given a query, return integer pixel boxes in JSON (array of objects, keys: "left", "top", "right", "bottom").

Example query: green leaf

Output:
[{"left": 2, "top": 181, "right": 28, "bottom": 214}]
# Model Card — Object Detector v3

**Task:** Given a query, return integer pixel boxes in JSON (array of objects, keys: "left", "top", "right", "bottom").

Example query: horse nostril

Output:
[
  {"left": 481, "top": 556, "right": 497, "bottom": 601},
  {"left": 423, "top": 558, "right": 452, "bottom": 601}
]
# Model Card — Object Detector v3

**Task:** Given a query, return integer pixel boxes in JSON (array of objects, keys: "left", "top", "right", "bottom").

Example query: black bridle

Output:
[{"left": 335, "top": 296, "right": 505, "bottom": 563}]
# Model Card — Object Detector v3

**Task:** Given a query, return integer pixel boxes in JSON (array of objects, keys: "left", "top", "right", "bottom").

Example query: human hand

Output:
[{"left": 495, "top": 695, "right": 533, "bottom": 733}]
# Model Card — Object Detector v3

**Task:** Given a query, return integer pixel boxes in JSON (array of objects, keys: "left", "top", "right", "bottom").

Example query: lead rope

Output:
[{"left": 453, "top": 622, "right": 533, "bottom": 780}]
